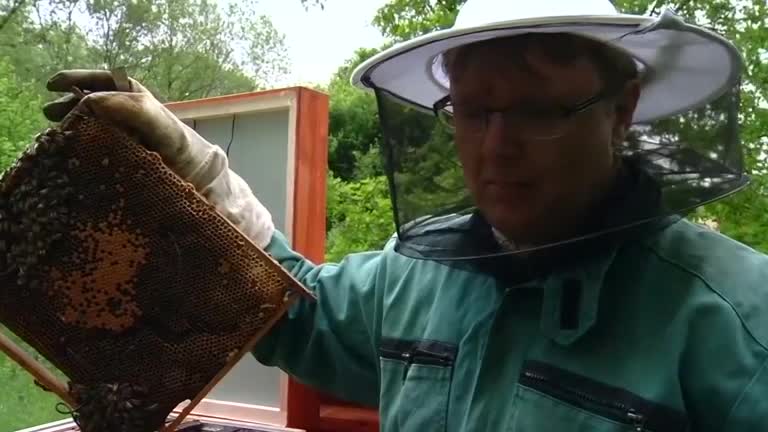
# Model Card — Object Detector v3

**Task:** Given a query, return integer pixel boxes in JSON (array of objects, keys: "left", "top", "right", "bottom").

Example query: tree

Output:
[
  {"left": 0, "top": 59, "right": 47, "bottom": 171},
  {"left": 79, "top": 0, "right": 289, "bottom": 101},
  {"left": 372, "top": 0, "right": 463, "bottom": 42},
  {"left": 325, "top": 174, "right": 394, "bottom": 262},
  {"left": 321, "top": 46, "right": 397, "bottom": 260},
  {"left": 325, "top": 46, "right": 386, "bottom": 181},
  {"left": 0, "top": 0, "right": 28, "bottom": 32},
  {"left": 0, "top": 0, "right": 291, "bottom": 103},
  {"left": 0, "top": 1, "right": 98, "bottom": 101}
]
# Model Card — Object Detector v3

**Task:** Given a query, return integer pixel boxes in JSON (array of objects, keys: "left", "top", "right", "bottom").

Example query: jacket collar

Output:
[
  {"left": 538, "top": 240, "right": 620, "bottom": 345},
  {"left": 466, "top": 160, "right": 681, "bottom": 344},
  {"left": 537, "top": 212, "right": 681, "bottom": 345}
]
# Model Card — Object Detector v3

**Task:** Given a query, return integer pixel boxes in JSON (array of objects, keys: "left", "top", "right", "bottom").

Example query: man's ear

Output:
[{"left": 612, "top": 80, "right": 641, "bottom": 145}]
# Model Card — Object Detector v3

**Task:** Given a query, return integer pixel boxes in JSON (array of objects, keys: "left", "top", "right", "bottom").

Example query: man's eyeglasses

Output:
[{"left": 432, "top": 88, "right": 612, "bottom": 140}]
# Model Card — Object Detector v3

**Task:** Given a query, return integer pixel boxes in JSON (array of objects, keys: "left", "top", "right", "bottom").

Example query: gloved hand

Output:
[{"left": 43, "top": 69, "right": 276, "bottom": 248}]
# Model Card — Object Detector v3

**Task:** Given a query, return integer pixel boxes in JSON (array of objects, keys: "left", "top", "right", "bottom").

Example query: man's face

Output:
[{"left": 447, "top": 38, "right": 639, "bottom": 246}]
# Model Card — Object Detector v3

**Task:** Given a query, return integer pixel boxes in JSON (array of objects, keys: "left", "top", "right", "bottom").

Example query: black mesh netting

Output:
[{"left": 372, "top": 79, "right": 747, "bottom": 261}]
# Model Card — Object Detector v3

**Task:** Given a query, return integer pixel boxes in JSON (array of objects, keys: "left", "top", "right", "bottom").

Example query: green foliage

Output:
[
  {"left": 325, "top": 174, "right": 395, "bottom": 262},
  {"left": 0, "top": 59, "right": 46, "bottom": 171},
  {"left": 0, "top": 0, "right": 29, "bottom": 32},
  {"left": 112, "top": 0, "right": 291, "bottom": 101},
  {"left": 372, "top": 0, "right": 464, "bottom": 41},
  {"left": 0, "top": 0, "right": 291, "bottom": 103},
  {"left": 0, "top": 327, "right": 69, "bottom": 431},
  {"left": 321, "top": 46, "right": 399, "bottom": 257},
  {"left": 1, "top": 1, "right": 96, "bottom": 97},
  {"left": 326, "top": 47, "right": 386, "bottom": 180}
]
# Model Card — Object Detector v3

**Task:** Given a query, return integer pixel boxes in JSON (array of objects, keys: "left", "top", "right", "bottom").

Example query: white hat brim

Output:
[{"left": 351, "top": 14, "right": 742, "bottom": 123}]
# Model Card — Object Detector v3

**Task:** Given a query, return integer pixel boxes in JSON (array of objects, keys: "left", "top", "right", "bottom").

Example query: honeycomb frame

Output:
[{"left": 0, "top": 102, "right": 313, "bottom": 432}]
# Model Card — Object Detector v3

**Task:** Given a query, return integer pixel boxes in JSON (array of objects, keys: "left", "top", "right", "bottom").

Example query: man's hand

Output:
[
  {"left": 43, "top": 69, "right": 151, "bottom": 122},
  {"left": 42, "top": 69, "right": 276, "bottom": 248},
  {"left": 43, "top": 69, "right": 207, "bottom": 182}
]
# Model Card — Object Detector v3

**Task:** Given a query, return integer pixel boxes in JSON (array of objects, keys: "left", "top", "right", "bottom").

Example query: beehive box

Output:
[{"left": 0, "top": 102, "right": 312, "bottom": 432}]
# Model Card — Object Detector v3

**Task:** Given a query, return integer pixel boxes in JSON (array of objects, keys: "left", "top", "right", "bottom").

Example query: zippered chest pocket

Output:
[
  {"left": 509, "top": 361, "right": 689, "bottom": 432},
  {"left": 378, "top": 338, "right": 457, "bottom": 432}
]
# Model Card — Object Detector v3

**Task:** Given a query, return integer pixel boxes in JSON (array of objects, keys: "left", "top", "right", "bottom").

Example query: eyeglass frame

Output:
[{"left": 431, "top": 87, "right": 617, "bottom": 140}]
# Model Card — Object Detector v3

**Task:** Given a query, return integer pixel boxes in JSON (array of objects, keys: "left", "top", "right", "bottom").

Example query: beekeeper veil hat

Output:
[{"left": 351, "top": 0, "right": 746, "bottom": 261}]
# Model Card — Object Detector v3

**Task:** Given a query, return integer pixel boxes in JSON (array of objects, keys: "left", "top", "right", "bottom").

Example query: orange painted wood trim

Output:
[
  {"left": 291, "top": 87, "right": 328, "bottom": 264},
  {"left": 165, "top": 86, "right": 322, "bottom": 110},
  {"left": 286, "top": 379, "right": 320, "bottom": 430},
  {"left": 285, "top": 86, "right": 328, "bottom": 430},
  {"left": 281, "top": 85, "right": 382, "bottom": 431},
  {"left": 317, "top": 395, "right": 380, "bottom": 432},
  {"left": 317, "top": 404, "right": 380, "bottom": 432}
]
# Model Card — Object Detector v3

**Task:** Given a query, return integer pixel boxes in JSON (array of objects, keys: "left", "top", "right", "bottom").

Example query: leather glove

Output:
[{"left": 43, "top": 69, "right": 276, "bottom": 249}]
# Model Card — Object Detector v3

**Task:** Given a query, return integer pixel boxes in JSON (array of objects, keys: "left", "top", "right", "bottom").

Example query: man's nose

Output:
[{"left": 482, "top": 112, "right": 525, "bottom": 158}]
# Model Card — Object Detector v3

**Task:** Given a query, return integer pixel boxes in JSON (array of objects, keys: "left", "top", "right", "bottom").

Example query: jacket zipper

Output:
[
  {"left": 519, "top": 361, "right": 689, "bottom": 431},
  {"left": 379, "top": 339, "right": 457, "bottom": 381},
  {"left": 520, "top": 368, "right": 648, "bottom": 431}
]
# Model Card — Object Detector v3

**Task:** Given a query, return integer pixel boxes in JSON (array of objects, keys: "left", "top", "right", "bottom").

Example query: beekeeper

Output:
[{"left": 42, "top": 0, "right": 768, "bottom": 430}]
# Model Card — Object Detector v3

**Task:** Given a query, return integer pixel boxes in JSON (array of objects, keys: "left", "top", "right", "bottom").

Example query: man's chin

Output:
[
  {"left": 483, "top": 203, "right": 594, "bottom": 250},
  {"left": 481, "top": 207, "right": 543, "bottom": 244}
]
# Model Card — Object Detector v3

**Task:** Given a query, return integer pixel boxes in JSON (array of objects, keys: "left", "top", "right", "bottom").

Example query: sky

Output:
[{"left": 252, "top": 0, "right": 390, "bottom": 87}]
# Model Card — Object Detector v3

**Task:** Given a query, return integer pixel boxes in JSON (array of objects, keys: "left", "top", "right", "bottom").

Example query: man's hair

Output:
[{"left": 442, "top": 32, "right": 640, "bottom": 90}]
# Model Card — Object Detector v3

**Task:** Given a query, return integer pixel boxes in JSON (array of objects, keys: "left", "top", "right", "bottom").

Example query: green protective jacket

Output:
[{"left": 253, "top": 216, "right": 768, "bottom": 432}]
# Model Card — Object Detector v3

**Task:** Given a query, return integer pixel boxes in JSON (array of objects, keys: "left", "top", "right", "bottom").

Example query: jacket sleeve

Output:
[
  {"left": 251, "top": 230, "right": 386, "bottom": 407},
  {"left": 722, "top": 356, "right": 768, "bottom": 431}
]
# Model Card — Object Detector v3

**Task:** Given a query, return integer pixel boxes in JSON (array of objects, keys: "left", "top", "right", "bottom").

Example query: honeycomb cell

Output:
[{"left": 0, "top": 106, "right": 307, "bottom": 432}]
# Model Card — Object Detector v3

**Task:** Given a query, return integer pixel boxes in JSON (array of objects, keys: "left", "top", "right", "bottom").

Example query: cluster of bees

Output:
[{"left": 0, "top": 127, "right": 164, "bottom": 432}]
